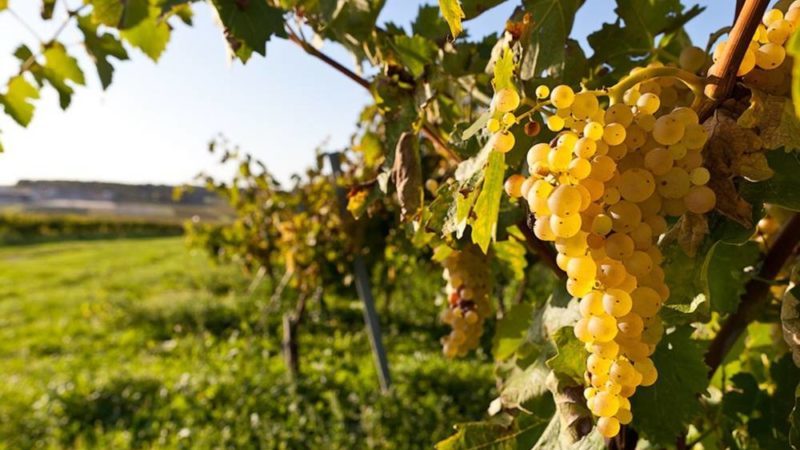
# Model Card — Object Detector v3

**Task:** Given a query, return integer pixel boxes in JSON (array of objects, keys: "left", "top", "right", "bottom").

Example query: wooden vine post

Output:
[{"left": 326, "top": 152, "right": 392, "bottom": 393}]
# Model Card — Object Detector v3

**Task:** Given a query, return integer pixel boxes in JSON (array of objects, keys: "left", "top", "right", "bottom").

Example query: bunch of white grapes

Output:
[
  {"left": 712, "top": 2, "right": 800, "bottom": 76},
  {"left": 440, "top": 246, "right": 493, "bottom": 358},
  {"left": 496, "top": 75, "right": 715, "bottom": 437}
]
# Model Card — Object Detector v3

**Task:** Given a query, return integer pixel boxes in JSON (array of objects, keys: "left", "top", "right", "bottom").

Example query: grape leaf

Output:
[
  {"left": 791, "top": 383, "right": 800, "bottom": 449},
  {"left": 493, "top": 303, "right": 533, "bottom": 361},
  {"left": 41, "top": 42, "right": 86, "bottom": 109},
  {"left": 660, "top": 242, "right": 709, "bottom": 324},
  {"left": 741, "top": 150, "right": 800, "bottom": 211},
  {"left": 438, "top": 0, "right": 465, "bottom": 38},
  {"left": 412, "top": 5, "right": 450, "bottom": 41},
  {"left": 494, "top": 235, "right": 527, "bottom": 280},
  {"left": 493, "top": 46, "right": 515, "bottom": 91},
  {"left": 631, "top": 326, "right": 709, "bottom": 445},
  {"left": 788, "top": 28, "right": 800, "bottom": 118},
  {"left": 210, "top": 0, "right": 286, "bottom": 58},
  {"left": 739, "top": 89, "right": 800, "bottom": 151},
  {"left": 471, "top": 150, "right": 505, "bottom": 253},
  {"left": 499, "top": 354, "right": 551, "bottom": 408},
  {"left": 782, "top": 285, "right": 800, "bottom": 368},
  {"left": 392, "top": 35, "right": 437, "bottom": 79},
  {"left": 41, "top": 0, "right": 56, "bottom": 19},
  {"left": 120, "top": 8, "right": 171, "bottom": 62},
  {"left": 531, "top": 414, "right": 604, "bottom": 450},
  {"left": 518, "top": 0, "right": 583, "bottom": 81},
  {"left": 588, "top": 0, "right": 702, "bottom": 80},
  {"left": 435, "top": 413, "right": 551, "bottom": 450},
  {"left": 545, "top": 327, "right": 585, "bottom": 384},
  {"left": 0, "top": 76, "right": 40, "bottom": 127},
  {"left": 700, "top": 241, "right": 760, "bottom": 315},
  {"left": 90, "top": 0, "right": 149, "bottom": 29},
  {"left": 77, "top": 15, "right": 129, "bottom": 90}
]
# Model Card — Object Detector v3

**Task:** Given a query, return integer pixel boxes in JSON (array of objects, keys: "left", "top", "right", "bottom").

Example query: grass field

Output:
[{"left": 0, "top": 237, "right": 494, "bottom": 449}]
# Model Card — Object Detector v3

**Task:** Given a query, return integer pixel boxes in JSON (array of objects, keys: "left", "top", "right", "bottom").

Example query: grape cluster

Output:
[
  {"left": 501, "top": 79, "right": 715, "bottom": 437},
  {"left": 713, "top": 2, "right": 800, "bottom": 76},
  {"left": 440, "top": 246, "right": 493, "bottom": 358}
]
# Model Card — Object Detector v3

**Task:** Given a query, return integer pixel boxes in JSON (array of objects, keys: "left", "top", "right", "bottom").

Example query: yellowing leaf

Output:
[
  {"left": 0, "top": 76, "right": 40, "bottom": 126},
  {"left": 739, "top": 89, "right": 800, "bottom": 151},
  {"left": 120, "top": 8, "right": 171, "bottom": 62},
  {"left": 493, "top": 46, "right": 515, "bottom": 92},
  {"left": 438, "top": 0, "right": 465, "bottom": 38},
  {"left": 471, "top": 150, "right": 505, "bottom": 253},
  {"left": 0, "top": 0, "right": 8, "bottom": 11},
  {"left": 788, "top": 29, "right": 800, "bottom": 118}
]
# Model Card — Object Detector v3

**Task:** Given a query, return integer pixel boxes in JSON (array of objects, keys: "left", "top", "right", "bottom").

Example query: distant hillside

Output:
[{"left": 15, "top": 180, "right": 220, "bottom": 205}]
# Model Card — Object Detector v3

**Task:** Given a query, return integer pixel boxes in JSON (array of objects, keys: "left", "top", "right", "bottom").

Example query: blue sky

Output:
[{"left": 0, "top": 0, "right": 732, "bottom": 186}]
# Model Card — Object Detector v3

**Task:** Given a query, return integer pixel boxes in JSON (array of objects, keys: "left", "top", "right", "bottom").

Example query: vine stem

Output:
[
  {"left": 704, "top": 213, "right": 800, "bottom": 375},
  {"left": 516, "top": 202, "right": 565, "bottom": 279},
  {"left": 284, "top": 26, "right": 461, "bottom": 163},
  {"left": 702, "top": 0, "right": 769, "bottom": 100},
  {"left": 607, "top": 66, "right": 704, "bottom": 105}
]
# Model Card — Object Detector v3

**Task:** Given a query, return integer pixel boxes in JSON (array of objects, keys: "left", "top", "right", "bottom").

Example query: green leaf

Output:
[
  {"left": 788, "top": 29, "right": 800, "bottom": 118},
  {"left": 741, "top": 150, "right": 800, "bottom": 211},
  {"left": 660, "top": 242, "right": 709, "bottom": 324},
  {"left": 412, "top": 4, "right": 450, "bottom": 41},
  {"left": 90, "top": 0, "right": 149, "bottom": 29},
  {"left": 782, "top": 285, "right": 800, "bottom": 368},
  {"left": 471, "top": 151, "right": 505, "bottom": 253},
  {"left": 438, "top": 0, "right": 465, "bottom": 38},
  {"left": 77, "top": 14, "right": 129, "bottom": 89},
  {"left": 493, "top": 303, "right": 533, "bottom": 361},
  {"left": 587, "top": 1, "right": 702, "bottom": 80},
  {"left": 0, "top": 76, "right": 40, "bottom": 126},
  {"left": 120, "top": 8, "right": 171, "bottom": 61},
  {"left": 518, "top": 0, "right": 583, "bottom": 81},
  {"left": 631, "top": 326, "right": 709, "bottom": 445},
  {"left": 41, "top": 0, "right": 56, "bottom": 19},
  {"left": 545, "top": 327, "right": 585, "bottom": 384},
  {"left": 41, "top": 42, "right": 86, "bottom": 109},
  {"left": 461, "top": 0, "right": 507, "bottom": 19},
  {"left": 493, "top": 46, "right": 515, "bottom": 91},
  {"left": 791, "top": 383, "right": 800, "bottom": 449},
  {"left": 435, "top": 413, "right": 551, "bottom": 450},
  {"left": 531, "top": 414, "right": 604, "bottom": 450},
  {"left": 700, "top": 241, "right": 760, "bottom": 314},
  {"left": 392, "top": 35, "right": 437, "bottom": 79},
  {"left": 210, "top": 0, "right": 285, "bottom": 58},
  {"left": 494, "top": 236, "right": 527, "bottom": 280}
]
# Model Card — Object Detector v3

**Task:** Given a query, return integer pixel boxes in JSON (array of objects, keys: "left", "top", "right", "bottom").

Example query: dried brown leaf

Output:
[
  {"left": 392, "top": 132, "right": 423, "bottom": 221},
  {"left": 676, "top": 213, "right": 710, "bottom": 257}
]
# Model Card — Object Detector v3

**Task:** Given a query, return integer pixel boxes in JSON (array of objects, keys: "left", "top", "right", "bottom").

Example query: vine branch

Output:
[
  {"left": 702, "top": 0, "right": 768, "bottom": 102},
  {"left": 704, "top": 213, "right": 800, "bottom": 375},
  {"left": 284, "top": 25, "right": 461, "bottom": 163},
  {"left": 516, "top": 212, "right": 564, "bottom": 280}
]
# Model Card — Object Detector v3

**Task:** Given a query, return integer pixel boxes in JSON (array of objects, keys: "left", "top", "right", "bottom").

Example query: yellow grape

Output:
[
  {"left": 616, "top": 409, "right": 633, "bottom": 425},
  {"left": 656, "top": 167, "right": 691, "bottom": 199},
  {"left": 502, "top": 112, "right": 516, "bottom": 126},
  {"left": 589, "top": 340, "right": 620, "bottom": 360},
  {"left": 633, "top": 358, "right": 658, "bottom": 386},
  {"left": 572, "top": 92, "right": 600, "bottom": 120},
  {"left": 574, "top": 137, "right": 598, "bottom": 158},
  {"left": 605, "top": 104, "right": 634, "bottom": 127},
  {"left": 527, "top": 143, "right": 551, "bottom": 168},
  {"left": 550, "top": 85, "right": 575, "bottom": 109},
  {"left": 504, "top": 174, "right": 525, "bottom": 198},
  {"left": 533, "top": 216, "right": 556, "bottom": 241},
  {"left": 605, "top": 232, "right": 635, "bottom": 260},
  {"left": 602, "top": 288, "right": 633, "bottom": 317},
  {"left": 763, "top": 8, "right": 784, "bottom": 27},
  {"left": 617, "top": 313, "right": 644, "bottom": 337},
  {"left": 756, "top": 43, "right": 786, "bottom": 69},
  {"left": 643, "top": 147, "right": 674, "bottom": 176},
  {"left": 587, "top": 314, "right": 618, "bottom": 342},
  {"left": 584, "top": 121, "right": 605, "bottom": 141},
  {"left": 580, "top": 291, "right": 605, "bottom": 316},
  {"left": 603, "top": 123, "right": 627, "bottom": 146},
  {"left": 624, "top": 251, "right": 653, "bottom": 277},
  {"left": 679, "top": 46, "right": 706, "bottom": 72},
  {"left": 494, "top": 88, "right": 520, "bottom": 113},
  {"left": 487, "top": 118, "right": 501, "bottom": 133},
  {"left": 550, "top": 214, "right": 582, "bottom": 238},
  {"left": 567, "top": 256, "right": 597, "bottom": 281},
  {"left": 592, "top": 392, "right": 620, "bottom": 417},
  {"left": 636, "top": 93, "right": 661, "bottom": 115},
  {"left": 548, "top": 147, "right": 572, "bottom": 172},
  {"left": 567, "top": 277, "right": 594, "bottom": 297},
  {"left": 597, "top": 417, "right": 621, "bottom": 438},
  {"left": 492, "top": 131, "right": 515, "bottom": 153},
  {"left": 608, "top": 200, "right": 642, "bottom": 233},
  {"left": 587, "top": 353, "right": 613, "bottom": 374},
  {"left": 623, "top": 89, "right": 640, "bottom": 106},
  {"left": 535, "top": 85, "right": 550, "bottom": 99},
  {"left": 592, "top": 214, "right": 613, "bottom": 235},
  {"left": 684, "top": 185, "right": 716, "bottom": 214},
  {"left": 598, "top": 259, "right": 627, "bottom": 288},
  {"left": 574, "top": 317, "right": 592, "bottom": 342},
  {"left": 568, "top": 158, "right": 592, "bottom": 180},
  {"left": 619, "top": 168, "right": 656, "bottom": 202},
  {"left": 690, "top": 167, "right": 710, "bottom": 185},
  {"left": 590, "top": 155, "right": 617, "bottom": 182},
  {"left": 652, "top": 115, "right": 686, "bottom": 146},
  {"left": 546, "top": 115, "right": 565, "bottom": 131}
]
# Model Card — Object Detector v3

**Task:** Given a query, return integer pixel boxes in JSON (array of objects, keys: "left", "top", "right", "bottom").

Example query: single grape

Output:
[
  {"left": 690, "top": 167, "right": 710, "bottom": 185},
  {"left": 763, "top": 8, "right": 784, "bottom": 27},
  {"left": 605, "top": 104, "right": 634, "bottom": 127},
  {"left": 756, "top": 43, "right": 786, "bottom": 69},
  {"left": 550, "top": 214, "right": 582, "bottom": 238},
  {"left": 617, "top": 313, "right": 644, "bottom": 337},
  {"left": 535, "top": 85, "right": 550, "bottom": 99},
  {"left": 534, "top": 216, "right": 556, "bottom": 241},
  {"left": 504, "top": 174, "right": 525, "bottom": 198},
  {"left": 548, "top": 185, "right": 582, "bottom": 216},
  {"left": 527, "top": 143, "right": 551, "bottom": 168},
  {"left": 550, "top": 85, "right": 575, "bottom": 109},
  {"left": 487, "top": 118, "right": 501, "bottom": 133},
  {"left": 636, "top": 93, "right": 661, "bottom": 115},
  {"left": 574, "top": 137, "right": 598, "bottom": 158},
  {"left": 652, "top": 115, "right": 686, "bottom": 146},
  {"left": 494, "top": 88, "right": 520, "bottom": 113},
  {"left": 571, "top": 92, "right": 600, "bottom": 120},
  {"left": 546, "top": 115, "right": 565, "bottom": 131},
  {"left": 592, "top": 392, "right": 620, "bottom": 418},
  {"left": 605, "top": 233, "right": 635, "bottom": 260},
  {"left": 619, "top": 168, "right": 656, "bottom": 202},
  {"left": 679, "top": 46, "right": 706, "bottom": 72},
  {"left": 684, "top": 185, "right": 716, "bottom": 214},
  {"left": 492, "top": 131, "right": 515, "bottom": 153},
  {"left": 603, "top": 288, "right": 633, "bottom": 317},
  {"left": 502, "top": 112, "right": 516, "bottom": 126},
  {"left": 656, "top": 167, "right": 691, "bottom": 199},
  {"left": 597, "top": 417, "right": 621, "bottom": 438},
  {"left": 603, "top": 123, "right": 627, "bottom": 146},
  {"left": 644, "top": 147, "right": 674, "bottom": 176},
  {"left": 568, "top": 158, "right": 592, "bottom": 180}
]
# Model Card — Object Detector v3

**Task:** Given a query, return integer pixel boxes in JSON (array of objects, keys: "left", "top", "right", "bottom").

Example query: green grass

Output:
[{"left": 0, "top": 237, "right": 494, "bottom": 449}]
